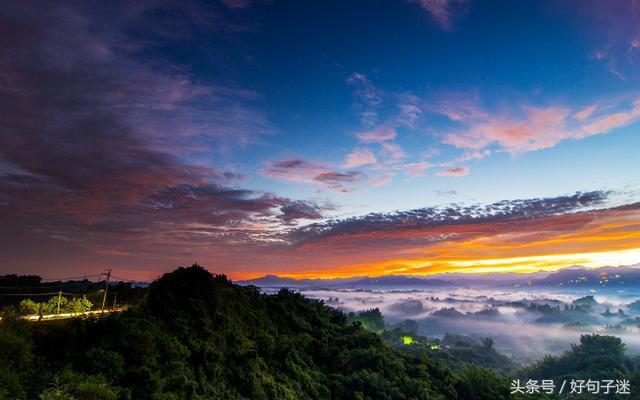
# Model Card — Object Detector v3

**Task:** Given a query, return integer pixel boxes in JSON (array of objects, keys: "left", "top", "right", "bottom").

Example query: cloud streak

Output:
[
  {"left": 343, "top": 148, "right": 378, "bottom": 169},
  {"left": 356, "top": 127, "right": 397, "bottom": 143},
  {"left": 260, "top": 158, "right": 366, "bottom": 192},
  {"left": 440, "top": 97, "right": 640, "bottom": 154},
  {"left": 437, "top": 166, "right": 469, "bottom": 177},
  {"left": 347, "top": 72, "right": 383, "bottom": 127},
  {"left": 261, "top": 191, "right": 640, "bottom": 279},
  {"left": 291, "top": 191, "right": 612, "bottom": 244}
]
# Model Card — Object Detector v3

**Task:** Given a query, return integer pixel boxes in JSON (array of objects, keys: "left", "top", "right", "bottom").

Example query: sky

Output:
[{"left": 1, "top": 0, "right": 639, "bottom": 280}]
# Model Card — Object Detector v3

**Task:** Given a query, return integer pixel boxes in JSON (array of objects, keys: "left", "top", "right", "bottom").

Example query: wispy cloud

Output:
[
  {"left": 279, "top": 200, "right": 332, "bottom": 224},
  {"left": 435, "top": 190, "right": 458, "bottom": 198},
  {"left": 260, "top": 159, "right": 328, "bottom": 183},
  {"left": 576, "top": 99, "right": 640, "bottom": 139},
  {"left": 260, "top": 158, "right": 365, "bottom": 192},
  {"left": 410, "top": 0, "right": 468, "bottom": 31},
  {"left": 433, "top": 93, "right": 490, "bottom": 121},
  {"left": 347, "top": 72, "right": 383, "bottom": 127},
  {"left": 437, "top": 166, "right": 469, "bottom": 177},
  {"left": 355, "top": 127, "right": 405, "bottom": 163},
  {"left": 356, "top": 126, "right": 397, "bottom": 143},
  {"left": 439, "top": 97, "right": 640, "bottom": 154},
  {"left": 343, "top": 148, "right": 378, "bottom": 169},
  {"left": 454, "top": 149, "right": 491, "bottom": 163},
  {"left": 314, "top": 172, "right": 364, "bottom": 192},
  {"left": 348, "top": 126, "right": 411, "bottom": 183},
  {"left": 396, "top": 93, "right": 423, "bottom": 128},
  {"left": 380, "top": 142, "right": 407, "bottom": 160},
  {"left": 573, "top": 105, "right": 598, "bottom": 121},
  {"left": 402, "top": 162, "right": 433, "bottom": 177},
  {"left": 344, "top": 78, "right": 434, "bottom": 185},
  {"left": 369, "top": 174, "right": 395, "bottom": 186}
]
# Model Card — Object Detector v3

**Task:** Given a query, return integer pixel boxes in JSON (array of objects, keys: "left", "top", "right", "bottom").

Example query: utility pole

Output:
[
  {"left": 101, "top": 269, "right": 111, "bottom": 313},
  {"left": 56, "top": 290, "right": 62, "bottom": 315}
]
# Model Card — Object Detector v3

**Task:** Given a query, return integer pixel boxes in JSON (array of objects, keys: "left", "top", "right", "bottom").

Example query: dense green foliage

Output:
[
  {"left": 381, "top": 328, "right": 516, "bottom": 374},
  {"left": 437, "top": 334, "right": 516, "bottom": 373},
  {"left": 0, "top": 265, "right": 511, "bottom": 400},
  {"left": 18, "top": 296, "right": 93, "bottom": 316},
  {"left": 521, "top": 334, "right": 638, "bottom": 381},
  {"left": 516, "top": 335, "right": 640, "bottom": 399},
  {"left": 347, "top": 308, "right": 386, "bottom": 334}
]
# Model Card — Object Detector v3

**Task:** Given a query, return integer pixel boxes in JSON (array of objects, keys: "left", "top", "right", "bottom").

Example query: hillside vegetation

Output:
[{"left": 0, "top": 265, "right": 509, "bottom": 400}]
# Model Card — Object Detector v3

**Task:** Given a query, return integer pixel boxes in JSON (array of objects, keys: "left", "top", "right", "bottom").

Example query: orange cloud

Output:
[{"left": 236, "top": 198, "right": 640, "bottom": 280}]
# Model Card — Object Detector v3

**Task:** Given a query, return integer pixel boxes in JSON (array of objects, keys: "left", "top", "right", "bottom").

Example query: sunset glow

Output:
[{"left": 1, "top": 1, "right": 639, "bottom": 281}]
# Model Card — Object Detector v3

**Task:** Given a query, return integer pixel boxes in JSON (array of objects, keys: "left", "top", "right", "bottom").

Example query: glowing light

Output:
[{"left": 232, "top": 208, "right": 640, "bottom": 280}]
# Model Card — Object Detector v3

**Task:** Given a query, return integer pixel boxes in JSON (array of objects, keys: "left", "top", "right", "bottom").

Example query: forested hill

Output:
[{"left": 0, "top": 265, "right": 510, "bottom": 400}]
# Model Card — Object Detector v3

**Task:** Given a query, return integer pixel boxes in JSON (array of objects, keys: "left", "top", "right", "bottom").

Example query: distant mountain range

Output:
[
  {"left": 236, "top": 274, "right": 453, "bottom": 289},
  {"left": 532, "top": 265, "right": 640, "bottom": 287},
  {"left": 347, "top": 276, "right": 452, "bottom": 288},
  {"left": 237, "top": 264, "right": 640, "bottom": 289}
]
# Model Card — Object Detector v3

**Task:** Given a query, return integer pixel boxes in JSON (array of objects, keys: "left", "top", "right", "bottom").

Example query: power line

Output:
[
  {"left": 0, "top": 281, "right": 93, "bottom": 290},
  {"left": 0, "top": 291, "right": 103, "bottom": 297},
  {"left": 2, "top": 273, "right": 141, "bottom": 285},
  {"left": 0, "top": 292, "right": 64, "bottom": 296},
  {"left": 40, "top": 273, "right": 140, "bottom": 283},
  {"left": 40, "top": 274, "right": 102, "bottom": 281}
]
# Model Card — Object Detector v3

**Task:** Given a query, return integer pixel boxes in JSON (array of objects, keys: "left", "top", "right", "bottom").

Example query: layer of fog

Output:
[{"left": 281, "top": 286, "right": 640, "bottom": 363}]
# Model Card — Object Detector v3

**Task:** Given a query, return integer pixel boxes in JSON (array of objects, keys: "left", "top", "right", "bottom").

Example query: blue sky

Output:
[
  {"left": 204, "top": 0, "right": 640, "bottom": 216},
  {"left": 1, "top": 0, "right": 639, "bottom": 278}
]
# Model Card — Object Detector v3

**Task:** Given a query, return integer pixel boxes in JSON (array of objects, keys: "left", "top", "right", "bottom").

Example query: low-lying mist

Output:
[{"left": 280, "top": 286, "right": 640, "bottom": 364}]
